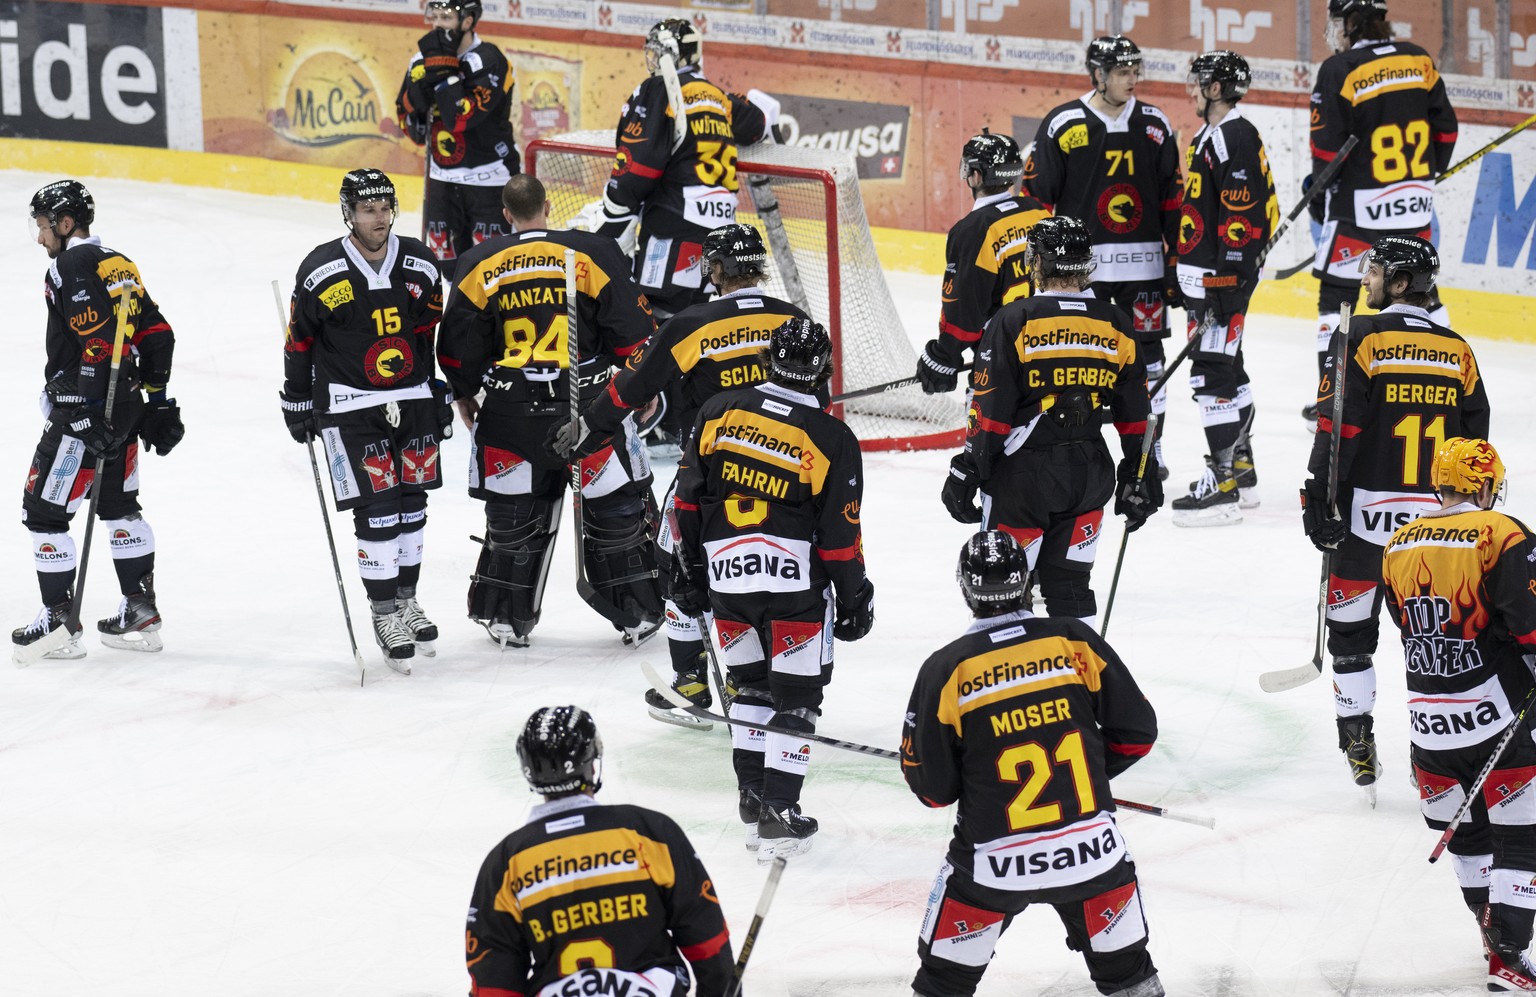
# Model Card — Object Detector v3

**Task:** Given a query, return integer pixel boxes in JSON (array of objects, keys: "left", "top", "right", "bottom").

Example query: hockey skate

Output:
[
  {"left": 1171, "top": 457, "right": 1242, "bottom": 527},
  {"left": 758, "top": 803, "right": 818, "bottom": 863},
  {"left": 482, "top": 619, "right": 531, "bottom": 650},
  {"left": 1233, "top": 441, "right": 1260, "bottom": 509},
  {"left": 12, "top": 601, "right": 84, "bottom": 666},
  {"left": 371, "top": 609, "right": 415, "bottom": 675},
  {"left": 1338, "top": 715, "right": 1380, "bottom": 807},
  {"left": 395, "top": 597, "right": 437, "bottom": 657},
  {"left": 644, "top": 659, "right": 713, "bottom": 730},
  {"left": 622, "top": 617, "right": 663, "bottom": 646},
  {"left": 97, "top": 575, "right": 163, "bottom": 652},
  {"left": 740, "top": 786, "right": 764, "bottom": 852},
  {"left": 1490, "top": 945, "right": 1536, "bottom": 991}
]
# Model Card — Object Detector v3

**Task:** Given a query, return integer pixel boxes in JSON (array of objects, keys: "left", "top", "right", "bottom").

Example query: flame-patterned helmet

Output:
[{"left": 1431, "top": 438, "right": 1505, "bottom": 498}]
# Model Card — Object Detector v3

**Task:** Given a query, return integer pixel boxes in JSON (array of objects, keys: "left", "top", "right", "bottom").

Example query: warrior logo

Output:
[{"left": 401, "top": 438, "right": 439, "bottom": 485}]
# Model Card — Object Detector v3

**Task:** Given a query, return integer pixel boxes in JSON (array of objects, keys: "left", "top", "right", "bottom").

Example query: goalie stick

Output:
[
  {"left": 1258, "top": 301, "right": 1351, "bottom": 695},
  {"left": 724, "top": 856, "right": 787, "bottom": 997},
  {"left": 641, "top": 661, "right": 1216, "bottom": 828}
]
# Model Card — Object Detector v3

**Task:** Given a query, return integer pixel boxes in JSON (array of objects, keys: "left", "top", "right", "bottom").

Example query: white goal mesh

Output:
[{"left": 526, "top": 130, "right": 965, "bottom": 452}]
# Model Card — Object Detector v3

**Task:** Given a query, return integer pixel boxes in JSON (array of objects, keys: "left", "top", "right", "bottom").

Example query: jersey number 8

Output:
[
  {"left": 501, "top": 315, "right": 570, "bottom": 368},
  {"left": 694, "top": 142, "right": 738, "bottom": 189},
  {"left": 1369, "top": 122, "right": 1432, "bottom": 184}
]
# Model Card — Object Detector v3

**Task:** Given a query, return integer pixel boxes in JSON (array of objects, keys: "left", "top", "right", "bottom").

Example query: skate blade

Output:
[
  {"left": 414, "top": 639, "right": 437, "bottom": 658},
  {"left": 386, "top": 656, "right": 413, "bottom": 676},
  {"left": 1172, "top": 505, "right": 1243, "bottom": 527},
  {"left": 622, "top": 621, "right": 663, "bottom": 646},
  {"left": 99, "top": 629, "right": 164, "bottom": 653},
  {"left": 744, "top": 825, "right": 761, "bottom": 852},
  {"left": 758, "top": 835, "right": 814, "bottom": 864},
  {"left": 12, "top": 627, "right": 82, "bottom": 667},
  {"left": 1238, "top": 488, "right": 1260, "bottom": 509},
  {"left": 646, "top": 704, "right": 712, "bottom": 731}
]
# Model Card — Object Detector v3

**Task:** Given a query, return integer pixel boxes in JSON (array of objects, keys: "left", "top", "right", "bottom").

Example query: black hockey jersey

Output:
[
  {"left": 285, "top": 234, "right": 442, "bottom": 411},
  {"left": 1176, "top": 109, "right": 1279, "bottom": 301},
  {"left": 1306, "top": 305, "right": 1489, "bottom": 547},
  {"left": 603, "top": 68, "right": 768, "bottom": 238},
  {"left": 675, "top": 382, "right": 867, "bottom": 603},
  {"left": 438, "top": 228, "right": 654, "bottom": 412},
  {"left": 1310, "top": 39, "right": 1456, "bottom": 230},
  {"left": 1024, "top": 96, "right": 1181, "bottom": 284},
  {"left": 582, "top": 288, "right": 809, "bottom": 441},
  {"left": 41, "top": 236, "right": 174, "bottom": 402},
  {"left": 902, "top": 608, "right": 1157, "bottom": 891},
  {"left": 1383, "top": 507, "right": 1536, "bottom": 754},
  {"left": 465, "top": 797, "right": 732, "bottom": 997},
  {"left": 396, "top": 35, "right": 519, "bottom": 182},
  {"left": 966, "top": 291, "right": 1148, "bottom": 480},
  {"left": 936, "top": 190, "right": 1050, "bottom": 352}
]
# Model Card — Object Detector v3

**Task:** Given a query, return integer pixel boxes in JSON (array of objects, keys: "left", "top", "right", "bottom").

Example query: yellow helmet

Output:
[{"left": 1431, "top": 437, "right": 1505, "bottom": 496}]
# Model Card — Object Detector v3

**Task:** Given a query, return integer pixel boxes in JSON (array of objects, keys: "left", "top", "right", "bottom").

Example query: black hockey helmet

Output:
[
  {"left": 767, "top": 317, "right": 833, "bottom": 389},
  {"left": 339, "top": 168, "right": 398, "bottom": 228},
  {"left": 1026, "top": 215, "right": 1095, "bottom": 282},
  {"left": 959, "top": 128, "right": 1024, "bottom": 188},
  {"left": 425, "top": 0, "right": 482, "bottom": 26},
  {"left": 1364, "top": 234, "right": 1438, "bottom": 295},
  {"left": 702, "top": 223, "right": 768, "bottom": 280},
  {"left": 517, "top": 705, "right": 604, "bottom": 795},
  {"left": 30, "top": 179, "right": 95, "bottom": 228},
  {"left": 1188, "top": 50, "right": 1251, "bottom": 102},
  {"left": 646, "top": 18, "right": 701, "bottom": 72},
  {"left": 1086, "top": 35, "right": 1142, "bottom": 81},
  {"left": 957, "top": 531, "right": 1031, "bottom": 617},
  {"left": 1327, "top": 0, "right": 1387, "bottom": 18}
]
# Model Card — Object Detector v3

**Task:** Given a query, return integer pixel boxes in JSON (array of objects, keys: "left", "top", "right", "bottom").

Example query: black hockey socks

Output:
[
  {"left": 104, "top": 515, "right": 155, "bottom": 597},
  {"left": 31, "top": 530, "right": 77, "bottom": 606}
]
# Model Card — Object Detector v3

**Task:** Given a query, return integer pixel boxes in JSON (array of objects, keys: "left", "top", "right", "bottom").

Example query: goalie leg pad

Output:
[
  {"left": 580, "top": 505, "right": 664, "bottom": 631},
  {"left": 469, "top": 497, "right": 561, "bottom": 638}
]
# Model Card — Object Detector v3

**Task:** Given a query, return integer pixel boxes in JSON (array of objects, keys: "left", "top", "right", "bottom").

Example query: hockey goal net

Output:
[{"left": 526, "top": 130, "right": 964, "bottom": 452}]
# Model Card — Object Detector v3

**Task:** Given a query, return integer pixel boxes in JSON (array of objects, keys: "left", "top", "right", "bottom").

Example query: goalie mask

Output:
[
  {"left": 957, "top": 531, "right": 1032, "bottom": 617},
  {"left": 645, "top": 18, "right": 701, "bottom": 73},
  {"left": 517, "top": 705, "right": 604, "bottom": 795}
]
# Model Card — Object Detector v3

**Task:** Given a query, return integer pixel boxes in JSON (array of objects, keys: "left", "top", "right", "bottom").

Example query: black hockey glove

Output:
[
  {"left": 279, "top": 389, "right": 318, "bottom": 445},
  {"left": 65, "top": 406, "right": 126, "bottom": 461},
  {"left": 417, "top": 27, "right": 461, "bottom": 82},
  {"left": 1300, "top": 480, "right": 1347, "bottom": 551},
  {"left": 545, "top": 416, "right": 608, "bottom": 464},
  {"left": 430, "top": 379, "right": 454, "bottom": 440},
  {"left": 1207, "top": 281, "right": 1250, "bottom": 325},
  {"left": 139, "top": 396, "right": 184, "bottom": 455},
  {"left": 43, "top": 368, "right": 88, "bottom": 408},
  {"left": 916, "top": 338, "right": 964, "bottom": 394},
  {"left": 941, "top": 452, "right": 983, "bottom": 524},
  {"left": 669, "top": 558, "right": 710, "bottom": 618},
  {"left": 1303, "top": 174, "right": 1326, "bottom": 225},
  {"left": 1161, "top": 259, "right": 1184, "bottom": 310},
  {"left": 834, "top": 579, "right": 875, "bottom": 642},
  {"left": 1114, "top": 454, "right": 1163, "bottom": 533}
]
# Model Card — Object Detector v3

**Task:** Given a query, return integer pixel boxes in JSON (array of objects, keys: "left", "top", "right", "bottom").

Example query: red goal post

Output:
[{"left": 526, "top": 131, "right": 965, "bottom": 452}]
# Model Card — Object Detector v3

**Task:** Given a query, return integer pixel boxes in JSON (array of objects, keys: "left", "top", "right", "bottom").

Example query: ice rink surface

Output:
[{"left": 2, "top": 170, "right": 1535, "bottom": 997}]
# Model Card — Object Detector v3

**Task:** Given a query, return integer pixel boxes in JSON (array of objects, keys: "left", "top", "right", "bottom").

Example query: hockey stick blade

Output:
[
  {"left": 1265, "top": 254, "right": 1316, "bottom": 281},
  {"left": 642, "top": 662, "right": 1216, "bottom": 828},
  {"left": 12, "top": 625, "right": 75, "bottom": 668},
  {"left": 1258, "top": 663, "right": 1323, "bottom": 693},
  {"left": 830, "top": 375, "right": 920, "bottom": 404}
]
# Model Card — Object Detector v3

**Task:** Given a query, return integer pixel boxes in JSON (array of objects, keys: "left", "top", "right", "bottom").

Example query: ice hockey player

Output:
[
  {"left": 915, "top": 129, "right": 1049, "bottom": 395},
  {"left": 1301, "top": 235, "right": 1488, "bottom": 795},
  {"left": 394, "top": 0, "right": 518, "bottom": 270},
  {"left": 549, "top": 223, "right": 811, "bottom": 728},
  {"left": 593, "top": 19, "right": 774, "bottom": 321},
  {"left": 14, "top": 180, "right": 185, "bottom": 663},
  {"left": 1303, "top": 0, "right": 1457, "bottom": 422},
  {"left": 1380, "top": 438, "right": 1536, "bottom": 990},
  {"left": 439, "top": 174, "right": 662, "bottom": 648},
  {"left": 903, "top": 530, "right": 1162, "bottom": 997},
  {"left": 1025, "top": 35, "right": 1182, "bottom": 478},
  {"left": 282, "top": 169, "right": 448, "bottom": 672},
  {"left": 1171, "top": 51, "right": 1279, "bottom": 526},
  {"left": 942, "top": 215, "right": 1161, "bottom": 625},
  {"left": 465, "top": 705, "right": 736, "bottom": 997},
  {"left": 672, "top": 317, "right": 875, "bottom": 860}
]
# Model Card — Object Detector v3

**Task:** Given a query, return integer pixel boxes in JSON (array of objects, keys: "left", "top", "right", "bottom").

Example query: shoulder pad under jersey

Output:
[{"left": 1045, "top": 105, "right": 1087, "bottom": 138}]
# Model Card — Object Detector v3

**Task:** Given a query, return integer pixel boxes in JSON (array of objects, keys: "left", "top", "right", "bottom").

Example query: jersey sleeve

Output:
[
  {"left": 901, "top": 650, "right": 963, "bottom": 808},
  {"left": 1152, "top": 112, "right": 1183, "bottom": 256},
  {"left": 132, "top": 286, "right": 175, "bottom": 394},
  {"left": 672, "top": 399, "right": 715, "bottom": 568},
  {"left": 1461, "top": 345, "right": 1490, "bottom": 439},
  {"left": 727, "top": 90, "right": 768, "bottom": 145},
  {"left": 1211, "top": 129, "right": 1271, "bottom": 290},
  {"left": 938, "top": 221, "right": 991, "bottom": 350},
  {"left": 585, "top": 326, "right": 679, "bottom": 437},
  {"left": 394, "top": 54, "right": 431, "bottom": 146},
  {"left": 1427, "top": 69, "right": 1458, "bottom": 174},
  {"left": 438, "top": 45, "right": 513, "bottom": 134},
  {"left": 1107, "top": 330, "right": 1150, "bottom": 463},
  {"left": 283, "top": 268, "right": 321, "bottom": 399},
  {"left": 605, "top": 82, "right": 670, "bottom": 221},
  {"left": 651, "top": 814, "right": 732, "bottom": 989},
  {"left": 585, "top": 239, "right": 657, "bottom": 364},
  {"left": 1308, "top": 320, "right": 1368, "bottom": 484},
  {"left": 1024, "top": 116, "right": 1066, "bottom": 209},
  {"left": 966, "top": 311, "right": 1021, "bottom": 481},
  {"left": 465, "top": 843, "right": 532, "bottom": 997},
  {"left": 1309, "top": 59, "right": 1352, "bottom": 177},
  {"left": 437, "top": 271, "right": 500, "bottom": 400},
  {"left": 1079, "top": 625, "right": 1158, "bottom": 777},
  {"left": 1488, "top": 518, "right": 1536, "bottom": 654},
  {"left": 814, "top": 426, "right": 868, "bottom": 603}
]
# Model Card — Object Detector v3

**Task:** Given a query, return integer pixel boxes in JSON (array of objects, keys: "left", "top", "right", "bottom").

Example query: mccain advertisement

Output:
[{"left": 0, "top": 0, "right": 167, "bottom": 146}]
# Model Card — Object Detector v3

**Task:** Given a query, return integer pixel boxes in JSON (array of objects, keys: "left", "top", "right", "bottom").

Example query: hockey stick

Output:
[
  {"left": 1258, "top": 302, "right": 1350, "bottom": 694},
  {"left": 271, "top": 281, "right": 366, "bottom": 684},
  {"left": 1437, "top": 112, "right": 1536, "bottom": 184},
  {"left": 1099, "top": 322, "right": 1206, "bottom": 638},
  {"left": 642, "top": 660, "right": 1216, "bottom": 827},
  {"left": 658, "top": 53, "right": 688, "bottom": 154},
  {"left": 16, "top": 287, "right": 138, "bottom": 666},
  {"left": 566, "top": 249, "right": 593, "bottom": 610},
  {"left": 1429, "top": 686, "right": 1536, "bottom": 862},
  {"left": 831, "top": 375, "right": 920, "bottom": 403},
  {"left": 1257, "top": 133, "right": 1358, "bottom": 279},
  {"left": 724, "top": 855, "right": 787, "bottom": 997}
]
